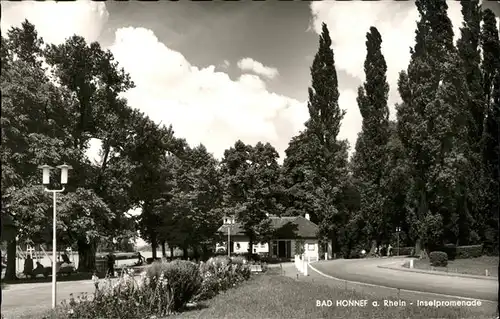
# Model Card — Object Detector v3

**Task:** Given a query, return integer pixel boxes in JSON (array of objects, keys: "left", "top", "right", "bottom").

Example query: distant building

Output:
[{"left": 216, "top": 213, "right": 320, "bottom": 261}]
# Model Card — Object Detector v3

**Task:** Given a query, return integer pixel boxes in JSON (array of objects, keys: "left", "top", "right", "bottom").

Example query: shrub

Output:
[
  {"left": 441, "top": 244, "right": 483, "bottom": 260},
  {"left": 260, "top": 255, "right": 283, "bottom": 264},
  {"left": 429, "top": 251, "right": 448, "bottom": 267},
  {"left": 146, "top": 259, "right": 202, "bottom": 311},
  {"left": 396, "top": 246, "right": 415, "bottom": 256},
  {"left": 231, "top": 256, "right": 247, "bottom": 265},
  {"left": 195, "top": 255, "right": 251, "bottom": 301},
  {"left": 44, "top": 268, "right": 175, "bottom": 319},
  {"left": 456, "top": 245, "right": 483, "bottom": 259}
]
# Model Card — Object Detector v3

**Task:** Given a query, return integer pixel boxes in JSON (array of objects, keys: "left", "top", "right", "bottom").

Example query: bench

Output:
[{"left": 250, "top": 264, "right": 262, "bottom": 273}]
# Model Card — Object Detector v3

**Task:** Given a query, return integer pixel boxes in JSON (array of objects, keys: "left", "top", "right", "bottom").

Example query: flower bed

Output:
[
  {"left": 43, "top": 257, "right": 252, "bottom": 319},
  {"left": 194, "top": 256, "right": 252, "bottom": 301}
]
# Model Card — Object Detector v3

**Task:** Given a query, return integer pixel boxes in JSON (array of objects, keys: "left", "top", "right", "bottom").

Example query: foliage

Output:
[
  {"left": 2, "top": 3, "right": 499, "bottom": 285},
  {"left": 429, "top": 251, "right": 448, "bottom": 267},
  {"left": 480, "top": 8, "right": 500, "bottom": 255},
  {"left": 160, "top": 144, "right": 223, "bottom": 256},
  {"left": 350, "top": 26, "right": 391, "bottom": 249},
  {"left": 442, "top": 244, "right": 484, "bottom": 260},
  {"left": 282, "top": 22, "right": 349, "bottom": 253},
  {"left": 219, "top": 141, "right": 282, "bottom": 253},
  {"left": 396, "top": 0, "right": 471, "bottom": 255},
  {"left": 295, "top": 239, "right": 305, "bottom": 255},
  {"left": 195, "top": 256, "right": 251, "bottom": 301},
  {"left": 46, "top": 268, "right": 174, "bottom": 319},
  {"left": 146, "top": 259, "right": 202, "bottom": 311}
]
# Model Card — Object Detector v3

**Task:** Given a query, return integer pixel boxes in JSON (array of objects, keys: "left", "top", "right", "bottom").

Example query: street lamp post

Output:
[
  {"left": 396, "top": 227, "right": 401, "bottom": 256},
  {"left": 227, "top": 223, "right": 231, "bottom": 257},
  {"left": 39, "top": 164, "right": 72, "bottom": 315}
]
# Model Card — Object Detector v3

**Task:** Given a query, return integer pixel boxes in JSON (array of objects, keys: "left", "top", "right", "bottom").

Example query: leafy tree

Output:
[
  {"left": 43, "top": 33, "right": 137, "bottom": 271},
  {"left": 351, "top": 26, "right": 390, "bottom": 251},
  {"left": 161, "top": 144, "right": 223, "bottom": 259},
  {"left": 1, "top": 21, "right": 75, "bottom": 278},
  {"left": 220, "top": 141, "right": 282, "bottom": 254},
  {"left": 480, "top": 8, "right": 500, "bottom": 254},
  {"left": 1, "top": 20, "right": 145, "bottom": 273},
  {"left": 283, "top": 23, "right": 349, "bottom": 255},
  {"left": 455, "top": 0, "right": 486, "bottom": 246},
  {"left": 397, "top": 0, "right": 470, "bottom": 256},
  {"left": 125, "top": 115, "right": 182, "bottom": 259},
  {"left": 380, "top": 122, "right": 413, "bottom": 248}
]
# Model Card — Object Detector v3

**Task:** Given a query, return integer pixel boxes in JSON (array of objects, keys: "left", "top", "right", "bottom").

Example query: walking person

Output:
[
  {"left": 106, "top": 252, "right": 115, "bottom": 277},
  {"left": 136, "top": 252, "right": 146, "bottom": 266},
  {"left": 23, "top": 255, "right": 34, "bottom": 278}
]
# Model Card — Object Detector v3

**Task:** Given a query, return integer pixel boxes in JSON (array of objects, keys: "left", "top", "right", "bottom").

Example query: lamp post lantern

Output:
[
  {"left": 39, "top": 164, "right": 72, "bottom": 316},
  {"left": 396, "top": 227, "right": 401, "bottom": 256}
]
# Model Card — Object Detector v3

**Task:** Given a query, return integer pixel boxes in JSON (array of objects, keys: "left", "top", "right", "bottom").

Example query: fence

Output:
[{"left": 294, "top": 254, "right": 310, "bottom": 276}]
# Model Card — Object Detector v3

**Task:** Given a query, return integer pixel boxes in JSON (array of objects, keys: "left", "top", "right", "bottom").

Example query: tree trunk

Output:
[
  {"left": 182, "top": 247, "right": 188, "bottom": 260},
  {"left": 161, "top": 240, "right": 166, "bottom": 258},
  {"left": 77, "top": 239, "right": 97, "bottom": 272},
  {"left": 247, "top": 233, "right": 253, "bottom": 257},
  {"left": 4, "top": 238, "right": 17, "bottom": 280},
  {"left": 151, "top": 232, "right": 158, "bottom": 259},
  {"left": 369, "top": 239, "right": 377, "bottom": 256},
  {"left": 201, "top": 244, "right": 208, "bottom": 261},
  {"left": 170, "top": 245, "right": 174, "bottom": 259},
  {"left": 193, "top": 245, "right": 200, "bottom": 261},
  {"left": 414, "top": 238, "right": 427, "bottom": 259}
]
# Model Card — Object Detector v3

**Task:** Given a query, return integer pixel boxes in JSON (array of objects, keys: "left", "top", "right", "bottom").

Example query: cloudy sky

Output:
[
  {"left": 3, "top": 0, "right": 499, "bottom": 246},
  {"left": 3, "top": 0, "right": 500, "bottom": 163}
]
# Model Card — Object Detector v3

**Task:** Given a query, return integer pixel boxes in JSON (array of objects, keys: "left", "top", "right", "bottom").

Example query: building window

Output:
[
  {"left": 236, "top": 243, "right": 240, "bottom": 250},
  {"left": 308, "top": 243, "right": 315, "bottom": 251},
  {"left": 272, "top": 241, "right": 278, "bottom": 256}
]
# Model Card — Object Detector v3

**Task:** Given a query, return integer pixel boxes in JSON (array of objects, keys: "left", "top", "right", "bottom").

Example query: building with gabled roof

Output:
[{"left": 216, "top": 213, "right": 320, "bottom": 260}]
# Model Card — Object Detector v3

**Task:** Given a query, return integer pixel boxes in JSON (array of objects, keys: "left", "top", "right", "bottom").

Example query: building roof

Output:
[{"left": 217, "top": 215, "right": 319, "bottom": 239}]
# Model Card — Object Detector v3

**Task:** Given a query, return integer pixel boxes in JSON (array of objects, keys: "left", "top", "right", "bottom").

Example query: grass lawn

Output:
[
  {"left": 406, "top": 256, "right": 498, "bottom": 277},
  {"left": 170, "top": 268, "right": 496, "bottom": 319}
]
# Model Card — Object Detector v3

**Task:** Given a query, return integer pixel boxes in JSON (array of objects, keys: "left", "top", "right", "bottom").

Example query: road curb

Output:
[
  {"left": 308, "top": 262, "right": 497, "bottom": 303},
  {"left": 378, "top": 263, "right": 498, "bottom": 281}
]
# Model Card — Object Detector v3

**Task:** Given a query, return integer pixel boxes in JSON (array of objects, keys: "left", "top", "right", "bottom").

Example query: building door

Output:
[
  {"left": 278, "top": 241, "right": 286, "bottom": 258},
  {"left": 286, "top": 240, "right": 291, "bottom": 258}
]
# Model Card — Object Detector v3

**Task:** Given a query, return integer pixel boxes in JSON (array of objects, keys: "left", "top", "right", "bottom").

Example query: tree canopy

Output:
[{"left": 2, "top": 3, "right": 499, "bottom": 278}]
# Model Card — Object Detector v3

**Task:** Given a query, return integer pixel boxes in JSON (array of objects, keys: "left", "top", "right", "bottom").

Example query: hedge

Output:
[
  {"left": 441, "top": 244, "right": 483, "bottom": 260},
  {"left": 395, "top": 246, "right": 415, "bottom": 256}
]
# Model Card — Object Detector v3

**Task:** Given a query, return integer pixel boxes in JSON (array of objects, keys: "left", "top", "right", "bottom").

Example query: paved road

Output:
[
  {"left": 312, "top": 257, "right": 498, "bottom": 302},
  {"left": 2, "top": 278, "right": 121, "bottom": 318}
]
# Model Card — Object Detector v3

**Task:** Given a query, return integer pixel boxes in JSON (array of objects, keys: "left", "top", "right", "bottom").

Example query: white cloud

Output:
[
  {"left": 110, "top": 27, "right": 305, "bottom": 159},
  {"left": 237, "top": 57, "right": 279, "bottom": 80},
  {"left": 338, "top": 90, "right": 362, "bottom": 153},
  {"left": 310, "top": 2, "right": 463, "bottom": 91},
  {"left": 310, "top": 1, "right": 464, "bottom": 152},
  {"left": 2, "top": 1, "right": 308, "bottom": 164},
  {"left": 1, "top": 0, "right": 108, "bottom": 46}
]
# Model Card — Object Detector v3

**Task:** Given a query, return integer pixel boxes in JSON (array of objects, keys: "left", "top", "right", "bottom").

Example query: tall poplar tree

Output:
[
  {"left": 351, "top": 26, "right": 390, "bottom": 250},
  {"left": 480, "top": 9, "right": 500, "bottom": 253},
  {"left": 455, "top": 0, "right": 484, "bottom": 245},
  {"left": 397, "top": 0, "right": 470, "bottom": 256},
  {"left": 283, "top": 23, "right": 349, "bottom": 255}
]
